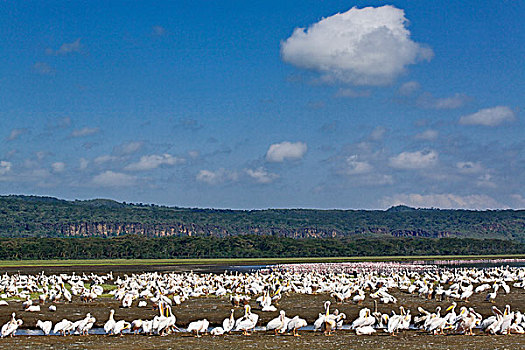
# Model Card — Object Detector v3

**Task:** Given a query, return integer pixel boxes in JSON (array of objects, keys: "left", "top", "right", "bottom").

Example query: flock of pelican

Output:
[{"left": 1, "top": 262, "right": 525, "bottom": 339}]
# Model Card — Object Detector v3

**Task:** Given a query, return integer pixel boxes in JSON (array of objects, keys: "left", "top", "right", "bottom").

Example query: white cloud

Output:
[
  {"left": 398, "top": 81, "right": 420, "bottom": 96},
  {"left": 79, "top": 158, "right": 89, "bottom": 170},
  {"left": 381, "top": 193, "right": 504, "bottom": 210},
  {"left": 342, "top": 155, "right": 373, "bottom": 175},
  {"left": 51, "top": 162, "right": 65, "bottom": 173},
  {"left": 459, "top": 106, "right": 516, "bottom": 126},
  {"left": 71, "top": 127, "right": 100, "bottom": 137},
  {"left": 476, "top": 174, "right": 497, "bottom": 188},
  {"left": 414, "top": 129, "right": 438, "bottom": 141},
  {"left": 196, "top": 169, "right": 239, "bottom": 185},
  {"left": 369, "top": 126, "right": 387, "bottom": 141},
  {"left": 335, "top": 88, "right": 371, "bottom": 98},
  {"left": 266, "top": 141, "right": 307, "bottom": 162},
  {"left": 389, "top": 150, "right": 438, "bottom": 169},
  {"left": 92, "top": 171, "right": 135, "bottom": 187},
  {"left": 281, "top": 5, "right": 433, "bottom": 85},
  {"left": 124, "top": 154, "right": 185, "bottom": 171},
  {"left": 152, "top": 26, "right": 166, "bottom": 36},
  {"left": 113, "top": 141, "right": 144, "bottom": 155},
  {"left": 245, "top": 167, "right": 279, "bottom": 184},
  {"left": 33, "top": 62, "right": 54, "bottom": 75},
  {"left": 188, "top": 150, "right": 200, "bottom": 159},
  {"left": 46, "top": 38, "right": 82, "bottom": 55},
  {"left": 94, "top": 155, "right": 118, "bottom": 164},
  {"left": 417, "top": 92, "right": 470, "bottom": 110},
  {"left": 0, "top": 161, "right": 12, "bottom": 175}
]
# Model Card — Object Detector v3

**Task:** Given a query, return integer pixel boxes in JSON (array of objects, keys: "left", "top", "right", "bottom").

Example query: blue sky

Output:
[{"left": 0, "top": 1, "right": 523, "bottom": 209}]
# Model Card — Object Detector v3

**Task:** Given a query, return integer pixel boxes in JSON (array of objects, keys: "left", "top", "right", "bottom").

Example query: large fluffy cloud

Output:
[
  {"left": 389, "top": 150, "right": 438, "bottom": 169},
  {"left": 381, "top": 193, "right": 504, "bottom": 210},
  {"left": 459, "top": 106, "right": 516, "bottom": 126},
  {"left": 266, "top": 141, "right": 307, "bottom": 162},
  {"left": 281, "top": 6, "right": 433, "bottom": 85}
]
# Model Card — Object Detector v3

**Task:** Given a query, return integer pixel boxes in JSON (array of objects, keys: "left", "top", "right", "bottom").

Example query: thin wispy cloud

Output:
[
  {"left": 71, "top": 127, "right": 100, "bottom": 137},
  {"left": 0, "top": 161, "right": 12, "bottom": 176},
  {"left": 46, "top": 38, "right": 82, "bottom": 55},
  {"left": 124, "top": 154, "right": 185, "bottom": 171},
  {"left": 152, "top": 25, "right": 166, "bottom": 36},
  {"left": 417, "top": 92, "right": 471, "bottom": 110},
  {"left": 245, "top": 167, "right": 279, "bottom": 184},
  {"left": 92, "top": 171, "right": 136, "bottom": 187},
  {"left": 33, "top": 62, "right": 55, "bottom": 75},
  {"left": 414, "top": 129, "right": 438, "bottom": 141},
  {"left": 196, "top": 168, "right": 239, "bottom": 185},
  {"left": 6, "top": 128, "right": 28, "bottom": 141},
  {"left": 51, "top": 162, "right": 65, "bottom": 173},
  {"left": 459, "top": 106, "right": 516, "bottom": 126}
]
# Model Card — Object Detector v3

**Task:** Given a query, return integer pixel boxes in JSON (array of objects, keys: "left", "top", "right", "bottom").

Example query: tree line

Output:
[{"left": 0, "top": 235, "right": 523, "bottom": 260}]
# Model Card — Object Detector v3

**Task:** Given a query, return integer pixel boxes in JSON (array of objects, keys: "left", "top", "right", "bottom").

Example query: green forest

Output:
[
  {"left": 0, "top": 235, "right": 523, "bottom": 260},
  {"left": 1, "top": 195, "right": 524, "bottom": 242},
  {"left": 0, "top": 195, "right": 523, "bottom": 259}
]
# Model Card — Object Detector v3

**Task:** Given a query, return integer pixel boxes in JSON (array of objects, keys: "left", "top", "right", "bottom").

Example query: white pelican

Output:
[
  {"left": 222, "top": 309, "right": 235, "bottom": 333},
  {"left": 313, "top": 301, "right": 331, "bottom": 332},
  {"left": 355, "top": 325, "right": 376, "bottom": 335},
  {"left": 266, "top": 310, "right": 287, "bottom": 335},
  {"left": 426, "top": 314, "right": 448, "bottom": 335},
  {"left": 499, "top": 305, "right": 514, "bottom": 335},
  {"left": 443, "top": 302, "right": 457, "bottom": 324},
  {"left": 112, "top": 320, "right": 131, "bottom": 335},
  {"left": 1, "top": 313, "right": 23, "bottom": 338},
  {"left": 142, "top": 320, "right": 153, "bottom": 335},
  {"left": 234, "top": 304, "right": 259, "bottom": 335},
  {"left": 485, "top": 284, "right": 499, "bottom": 302},
  {"left": 53, "top": 319, "right": 73, "bottom": 336},
  {"left": 25, "top": 305, "right": 41, "bottom": 312},
  {"left": 131, "top": 319, "right": 143, "bottom": 334},
  {"left": 386, "top": 313, "right": 402, "bottom": 336},
  {"left": 36, "top": 320, "right": 52, "bottom": 335},
  {"left": 351, "top": 308, "right": 375, "bottom": 329},
  {"left": 61, "top": 283, "right": 72, "bottom": 303},
  {"left": 286, "top": 315, "right": 307, "bottom": 336},
  {"left": 104, "top": 309, "right": 116, "bottom": 334},
  {"left": 49, "top": 305, "right": 57, "bottom": 312},
  {"left": 210, "top": 327, "right": 225, "bottom": 336},
  {"left": 77, "top": 313, "right": 96, "bottom": 335},
  {"left": 187, "top": 319, "right": 209, "bottom": 337}
]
